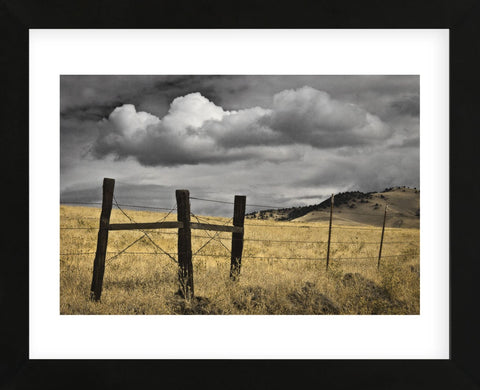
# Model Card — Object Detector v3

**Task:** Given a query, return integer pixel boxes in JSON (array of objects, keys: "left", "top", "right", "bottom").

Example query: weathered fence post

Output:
[
  {"left": 230, "top": 195, "right": 246, "bottom": 280},
  {"left": 176, "top": 190, "right": 194, "bottom": 299},
  {"left": 377, "top": 205, "right": 388, "bottom": 269},
  {"left": 90, "top": 178, "right": 115, "bottom": 301},
  {"left": 326, "top": 194, "right": 334, "bottom": 271}
]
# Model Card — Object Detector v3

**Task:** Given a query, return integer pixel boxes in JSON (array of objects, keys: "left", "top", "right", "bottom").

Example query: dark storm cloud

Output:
[
  {"left": 152, "top": 75, "right": 225, "bottom": 103},
  {"left": 61, "top": 75, "right": 234, "bottom": 118},
  {"left": 61, "top": 75, "right": 420, "bottom": 116},
  {"left": 61, "top": 103, "right": 125, "bottom": 122},
  {"left": 390, "top": 135, "right": 420, "bottom": 149},
  {"left": 295, "top": 147, "right": 420, "bottom": 193},
  {"left": 390, "top": 94, "right": 420, "bottom": 117}
]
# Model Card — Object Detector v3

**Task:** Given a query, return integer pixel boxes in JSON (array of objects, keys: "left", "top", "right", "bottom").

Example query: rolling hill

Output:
[{"left": 246, "top": 186, "right": 420, "bottom": 229}]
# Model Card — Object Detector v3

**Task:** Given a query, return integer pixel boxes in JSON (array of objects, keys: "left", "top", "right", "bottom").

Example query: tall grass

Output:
[{"left": 60, "top": 205, "right": 420, "bottom": 315}]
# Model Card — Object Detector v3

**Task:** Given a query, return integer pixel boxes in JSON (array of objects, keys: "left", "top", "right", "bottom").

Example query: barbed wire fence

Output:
[
  {"left": 60, "top": 207, "right": 419, "bottom": 262},
  {"left": 60, "top": 179, "right": 419, "bottom": 301}
]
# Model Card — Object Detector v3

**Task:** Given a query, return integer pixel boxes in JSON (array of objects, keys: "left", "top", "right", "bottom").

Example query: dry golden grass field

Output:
[{"left": 60, "top": 205, "right": 420, "bottom": 315}]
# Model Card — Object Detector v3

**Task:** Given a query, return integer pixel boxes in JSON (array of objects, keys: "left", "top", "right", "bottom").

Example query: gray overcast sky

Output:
[{"left": 60, "top": 75, "right": 419, "bottom": 216}]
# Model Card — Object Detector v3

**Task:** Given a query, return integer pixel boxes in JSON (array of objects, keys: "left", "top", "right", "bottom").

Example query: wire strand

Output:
[
  {"left": 61, "top": 201, "right": 102, "bottom": 205},
  {"left": 190, "top": 212, "right": 232, "bottom": 256},
  {"left": 113, "top": 203, "right": 176, "bottom": 211},
  {"left": 105, "top": 235, "right": 147, "bottom": 264},
  {"left": 189, "top": 196, "right": 288, "bottom": 210},
  {"left": 108, "top": 197, "right": 178, "bottom": 264}
]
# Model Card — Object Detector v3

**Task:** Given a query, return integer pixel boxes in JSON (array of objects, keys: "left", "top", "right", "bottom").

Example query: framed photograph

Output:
[
  {"left": 2, "top": 1, "right": 478, "bottom": 388},
  {"left": 57, "top": 73, "right": 422, "bottom": 318}
]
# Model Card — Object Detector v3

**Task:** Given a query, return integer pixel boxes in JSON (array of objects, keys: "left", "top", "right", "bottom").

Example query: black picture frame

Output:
[{"left": 2, "top": 0, "right": 479, "bottom": 388}]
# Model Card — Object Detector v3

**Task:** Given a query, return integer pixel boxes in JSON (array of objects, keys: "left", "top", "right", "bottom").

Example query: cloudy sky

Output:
[{"left": 60, "top": 75, "right": 419, "bottom": 216}]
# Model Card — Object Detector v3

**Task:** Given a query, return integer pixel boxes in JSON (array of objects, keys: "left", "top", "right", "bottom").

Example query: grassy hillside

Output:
[
  {"left": 60, "top": 204, "right": 420, "bottom": 315},
  {"left": 247, "top": 186, "right": 420, "bottom": 229}
]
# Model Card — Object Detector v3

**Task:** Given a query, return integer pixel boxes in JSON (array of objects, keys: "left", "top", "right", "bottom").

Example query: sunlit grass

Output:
[{"left": 60, "top": 205, "right": 420, "bottom": 315}]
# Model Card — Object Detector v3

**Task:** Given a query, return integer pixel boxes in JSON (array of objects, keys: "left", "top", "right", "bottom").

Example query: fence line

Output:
[
  {"left": 60, "top": 224, "right": 416, "bottom": 246},
  {"left": 62, "top": 178, "right": 419, "bottom": 302},
  {"left": 190, "top": 212, "right": 232, "bottom": 256},
  {"left": 61, "top": 252, "right": 418, "bottom": 261},
  {"left": 61, "top": 201, "right": 102, "bottom": 205},
  {"left": 62, "top": 203, "right": 413, "bottom": 230},
  {"left": 111, "top": 196, "right": 178, "bottom": 265},
  {"left": 113, "top": 203, "right": 174, "bottom": 211},
  {"left": 243, "top": 223, "right": 413, "bottom": 231},
  {"left": 62, "top": 200, "right": 174, "bottom": 211},
  {"left": 190, "top": 195, "right": 284, "bottom": 210},
  {"left": 61, "top": 227, "right": 97, "bottom": 230},
  {"left": 104, "top": 235, "right": 148, "bottom": 265},
  {"left": 62, "top": 216, "right": 99, "bottom": 220},
  {"left": 256, "top": 209, "right": 394, "bottom": 217},
  {"left": 61, "top": 251, "right": 177, "bottom": 256},
  {"left": 63, "top": 199, "right": 416, "bottom": 220},
  {"left": 190, "top": 213, "right": 232, "bottom": 257},
  {"left": 243, "top": 254, "right": 418, "bottom": 261}
]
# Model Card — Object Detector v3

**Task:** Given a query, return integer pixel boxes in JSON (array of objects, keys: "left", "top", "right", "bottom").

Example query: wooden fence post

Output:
[
  {"left": 176, "top": 190, "right": 194, "bottom": 299},
  {"left": 326, "top": 194, "right": 334, "bottom": 271},
  {"left": 377, "top": 205, "right": 388, "bottom": 269},
  {"left": 230, "top": 195, "right": 246, "bottom": 280},
  {"left": 90, "top": 178, "right": 115, "bottom": 301}
]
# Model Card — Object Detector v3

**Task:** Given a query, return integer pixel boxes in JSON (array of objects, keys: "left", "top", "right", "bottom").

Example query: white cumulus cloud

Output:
[{"left": 92, "top": 87, "right": 392, "bottom": 166}]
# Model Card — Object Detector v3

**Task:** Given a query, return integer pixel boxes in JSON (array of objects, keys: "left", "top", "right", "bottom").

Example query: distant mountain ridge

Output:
[{"left": 246, "top": 186, "right": 420, "bottom": 229}]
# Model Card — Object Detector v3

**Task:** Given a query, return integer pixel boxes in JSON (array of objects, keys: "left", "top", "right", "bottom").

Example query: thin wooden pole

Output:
[
  {"left": 230, "top": 195, "right": 246, "bottom": 280},
  {"left": 378, "top": 205, "right": 388, "bottom": 269},
  {"left": 90, "top": 178, "right": 115, "bottom": 301},
  {"left": 176, "top": 189, "right": 194, "bottom": 299},
  {"left": 326, "top": 194, "right": 334, "bottom": 271}
]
